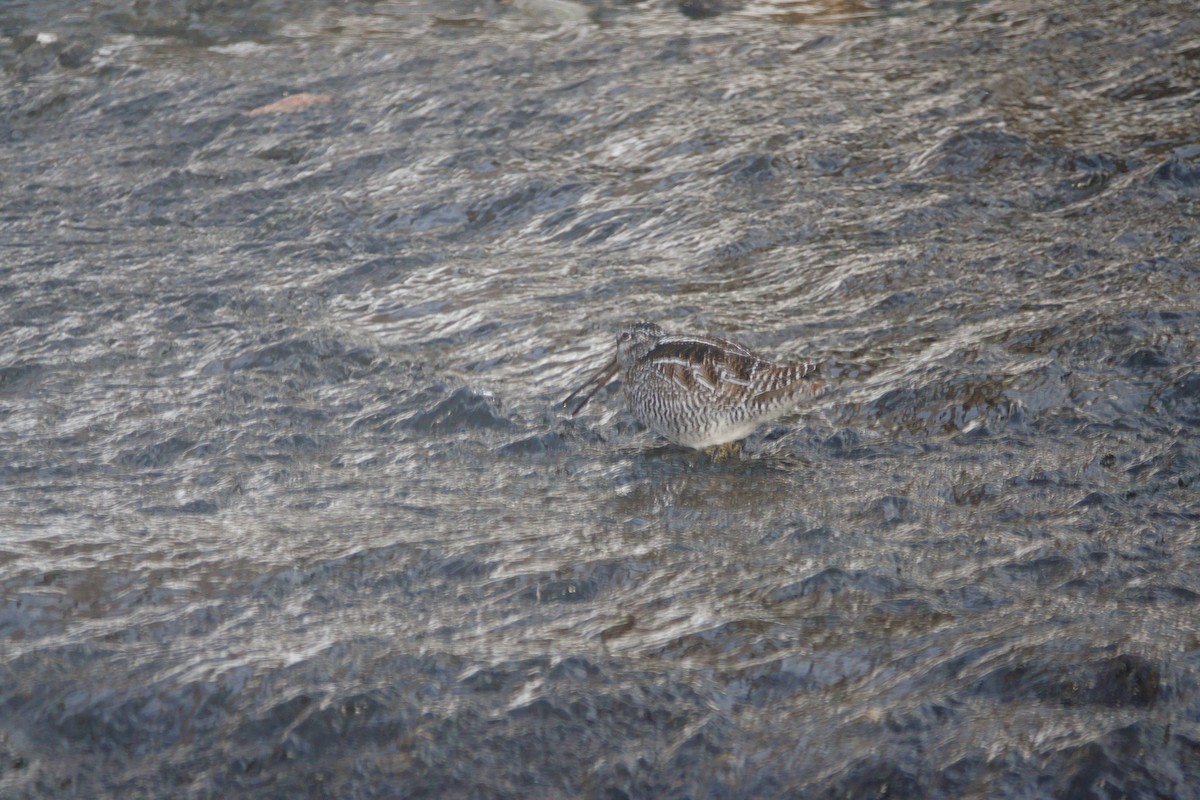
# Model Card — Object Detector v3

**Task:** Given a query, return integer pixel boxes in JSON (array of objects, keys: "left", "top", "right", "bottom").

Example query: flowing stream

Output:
[{"left": 2, "top": 1, "right": 1199, "bottom": 797}]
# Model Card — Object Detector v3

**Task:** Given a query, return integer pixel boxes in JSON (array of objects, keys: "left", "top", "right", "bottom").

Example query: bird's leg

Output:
[{"left": 707, "top": 440, "right": 743, "bottom": 462}]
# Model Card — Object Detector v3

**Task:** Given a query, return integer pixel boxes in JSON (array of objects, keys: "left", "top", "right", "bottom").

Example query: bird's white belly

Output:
[{"left": 666, "top": 419, "right": 762, "bottom": 449}]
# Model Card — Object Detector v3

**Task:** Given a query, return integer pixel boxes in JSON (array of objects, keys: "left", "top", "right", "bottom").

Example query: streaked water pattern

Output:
[{"left": 2, "top": 0, "right": 1199, "bottom": 796}]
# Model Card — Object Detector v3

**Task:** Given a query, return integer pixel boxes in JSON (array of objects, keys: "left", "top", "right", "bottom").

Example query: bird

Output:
[{"left": 562, "top": 321, "right": 823, "bottom": 458}]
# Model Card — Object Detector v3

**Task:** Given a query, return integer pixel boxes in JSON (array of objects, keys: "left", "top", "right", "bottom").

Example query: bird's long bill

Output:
[{"left": 562, "top": 357, "right": 619, "bottom": 416}]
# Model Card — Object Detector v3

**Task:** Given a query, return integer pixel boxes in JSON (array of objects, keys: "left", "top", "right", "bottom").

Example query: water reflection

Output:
[{"left": 738, "top": 0, "right": 880, "bottom": 25}]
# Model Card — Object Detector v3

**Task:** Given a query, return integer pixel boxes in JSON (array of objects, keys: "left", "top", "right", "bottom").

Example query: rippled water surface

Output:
[{"left": 2, "top": 0, "right": 1199, "bottom": 797}]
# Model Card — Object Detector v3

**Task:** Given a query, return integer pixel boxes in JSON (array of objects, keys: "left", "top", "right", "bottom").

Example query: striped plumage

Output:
[{"left": 563, "top": 321, "right": 822, "bottom": 451}]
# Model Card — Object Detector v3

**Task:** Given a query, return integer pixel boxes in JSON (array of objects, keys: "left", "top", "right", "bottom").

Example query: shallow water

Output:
[{"left": 2, "top": 0, "right": 1199, "bottom": 797}]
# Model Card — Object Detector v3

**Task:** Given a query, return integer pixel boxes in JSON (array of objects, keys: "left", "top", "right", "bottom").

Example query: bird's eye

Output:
[{"left": 619, "top": 332, "right": 632, "bottom": 342}]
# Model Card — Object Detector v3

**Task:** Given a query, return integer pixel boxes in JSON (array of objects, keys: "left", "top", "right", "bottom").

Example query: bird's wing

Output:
[
  {"left": 639, "top": 339, "right": 768, "bottom": 409},
  {"left": 748, "top": 361, "right": 822, "bottom": 408},
  {"left": 656, "top": 334, "right": 757, "bottom": 359}
]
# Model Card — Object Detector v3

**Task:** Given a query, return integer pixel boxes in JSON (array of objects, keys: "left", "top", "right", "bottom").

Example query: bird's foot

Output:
[{"left": 705, "top": 440, "right": 743, "bottom": 462}]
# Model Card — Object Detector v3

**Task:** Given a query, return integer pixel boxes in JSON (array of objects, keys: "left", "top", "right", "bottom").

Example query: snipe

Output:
[{"left": 563, "top": 321, "right": 822, "bottom": 457}]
